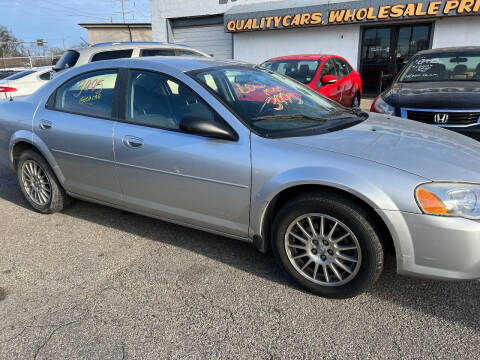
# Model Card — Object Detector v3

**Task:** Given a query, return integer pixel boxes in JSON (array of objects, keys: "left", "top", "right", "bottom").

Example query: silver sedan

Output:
[{"left": 1, "top": 57, "right": 479, "bottom": 298}]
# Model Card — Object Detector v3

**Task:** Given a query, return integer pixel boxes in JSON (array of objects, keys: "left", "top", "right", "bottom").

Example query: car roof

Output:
[
  {"left": 417, "top": 46, "right": 480, "bottom": 55},
  {"left": 133, "top": 56, "right": 251, "bottom": 71},
  {"left": 67, "top": 56, "right": 249, "bottom": 74},
  {"left": 69, "top": 42, "right": 202, "bottom": 55},
  {"left": 89, "top": 41, "right": 191, "bottom": 48},
  {"left": 265, "top": 54, "right": 328, "bottom": 61}
]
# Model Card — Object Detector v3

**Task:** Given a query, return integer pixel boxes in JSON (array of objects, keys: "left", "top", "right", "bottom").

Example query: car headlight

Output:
[
  {"left": 371, "top": 96, "right": 395, "bottom": 115},
  {"left": 415, "top": 183, "right": 480, "bottom": 219}
]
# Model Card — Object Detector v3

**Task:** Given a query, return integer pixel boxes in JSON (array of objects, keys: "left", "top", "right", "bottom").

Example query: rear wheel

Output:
[
  {"left": 351, "top": 92, "right": 361, "bottom": 108},
  {"left": 17, "top": 150, "right": 68, "bottom": 213},
  {"left": 272, "top": 192, "right": 383, "bottom": 298}
]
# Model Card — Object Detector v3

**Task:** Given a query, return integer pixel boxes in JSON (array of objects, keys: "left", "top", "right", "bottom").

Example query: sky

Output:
[{"left": 0, "top": 0, "right": 151, "bottom": 50}]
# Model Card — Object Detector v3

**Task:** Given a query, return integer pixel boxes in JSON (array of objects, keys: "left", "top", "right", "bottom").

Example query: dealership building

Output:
[{"left": 150, "top": 0, "right": 480, "bottom": 93}]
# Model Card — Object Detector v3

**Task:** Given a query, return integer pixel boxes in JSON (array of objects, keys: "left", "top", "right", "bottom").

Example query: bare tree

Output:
[
  {"left": 0, "top": 26, "right": 27, "bottom": 57},
  {"left": 68, "top": 42, "right": 89, "bottom": 49},
  {"left": 49, "top": 46, "right": 65, "bottom": 56}
]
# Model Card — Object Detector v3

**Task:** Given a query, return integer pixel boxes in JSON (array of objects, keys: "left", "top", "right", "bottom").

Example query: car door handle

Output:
[
  {"left": 122, "top": 135, "right": 144, "bottom": 149},
  {"left": 39, "top": 119, "right": 52, "bottom": 130}
]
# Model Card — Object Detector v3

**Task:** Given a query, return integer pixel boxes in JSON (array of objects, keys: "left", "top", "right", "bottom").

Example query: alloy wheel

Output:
[
  {"left": 21, "top": 160, "right": 51, "bottom": 206},
  {"left": 284, "top": 213, "right": 362, "bottom": 287}
]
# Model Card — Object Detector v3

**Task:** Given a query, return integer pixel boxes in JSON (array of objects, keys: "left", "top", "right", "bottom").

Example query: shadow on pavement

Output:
[{"left": 1, "top": 167, "right": 479, "bottom": 332}]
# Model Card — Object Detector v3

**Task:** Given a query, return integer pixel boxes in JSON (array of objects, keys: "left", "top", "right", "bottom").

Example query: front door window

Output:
[{"left": 125, "top": 70, "right": 219, "bottom": 131}]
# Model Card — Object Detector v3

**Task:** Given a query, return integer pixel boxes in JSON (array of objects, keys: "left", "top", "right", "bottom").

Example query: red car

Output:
[{"left": 262, "top": 54, "right": 362, "bottom": 107}]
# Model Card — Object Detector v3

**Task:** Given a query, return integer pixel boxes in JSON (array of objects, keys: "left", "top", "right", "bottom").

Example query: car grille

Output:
[{"left": 406, "top": 110, "right": 480, "bottom": 126}]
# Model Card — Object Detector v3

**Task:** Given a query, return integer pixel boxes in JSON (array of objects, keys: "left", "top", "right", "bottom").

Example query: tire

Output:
[
  {"left": 16, "top": 149, "right": 68, "bottom": 214},
  {"left": 271, "top": 191, "right": 383, "bottom": 299},
  {"left": 351, "top": 92, "right": 361, "bottom": 108}
]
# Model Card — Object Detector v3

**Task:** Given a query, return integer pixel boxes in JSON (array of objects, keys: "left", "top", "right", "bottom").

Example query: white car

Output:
[
  {"left": 52, "top": 42, "right": 211, "bottom": 75},
  {"left": 0, "top": 66, "right": 53, "bottom": 98}
]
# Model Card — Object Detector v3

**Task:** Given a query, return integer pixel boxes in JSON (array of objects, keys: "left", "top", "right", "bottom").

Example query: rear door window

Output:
[
  {"left": 91, "top": 50, "right": 133, "bottom": 62},
  {"left": 52, "top": 70, "right": 118, "bottom": 119},
  {"left": 176, "top": 49, "right": 204, "bottom": 57},
  {"left": 141, "top": 49, "right": 176, "bottom": 57}
]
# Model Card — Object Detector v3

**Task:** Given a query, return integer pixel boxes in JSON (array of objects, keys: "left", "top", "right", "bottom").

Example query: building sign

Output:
[{"left": 225, "top": 0, "right": 480, "bottom": 32}]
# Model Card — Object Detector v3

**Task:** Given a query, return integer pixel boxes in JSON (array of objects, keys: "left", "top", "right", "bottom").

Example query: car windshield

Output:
[
  {"left": 399, "top": 54, "right": 480, "bottom": 82},
  {"left": 261, "top": 59, "right": 319, "bottom": 84},
  {"left": 190, "top": 66, "right": 365, "bottom": 138}
]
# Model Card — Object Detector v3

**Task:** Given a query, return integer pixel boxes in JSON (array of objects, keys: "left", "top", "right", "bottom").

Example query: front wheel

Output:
[
  {"left": 272, "top": 192, "right": 384, "bottom": 298},
  {"left": 17, "top": 150, "right": 69, "bottom": 214},
  {"left": 351, "top": 92, "right": 361, "bottom": 108}
]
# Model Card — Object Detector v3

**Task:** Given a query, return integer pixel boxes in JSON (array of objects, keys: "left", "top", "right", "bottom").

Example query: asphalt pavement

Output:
[
  {"left": 360, "top": 98, "right": 373, "bottom": 111},
  {"left": 0, "top": 166, "right": 479, "bottom": 359}
]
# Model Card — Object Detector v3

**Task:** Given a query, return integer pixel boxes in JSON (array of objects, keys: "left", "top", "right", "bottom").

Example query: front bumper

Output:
[
  {"left": 381, "top": 210, "right": 480, "bottom": 280},
  {"left": 396, "top": 107, "right": 480, "bottom": 141},
  {"left": 450, "top": 126, "right": 480, "bottom": 142}
]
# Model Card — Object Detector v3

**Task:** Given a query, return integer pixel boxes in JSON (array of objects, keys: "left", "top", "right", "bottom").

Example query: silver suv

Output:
[{"left": 53, "top": 42, "right": 210, "bottom": 73}]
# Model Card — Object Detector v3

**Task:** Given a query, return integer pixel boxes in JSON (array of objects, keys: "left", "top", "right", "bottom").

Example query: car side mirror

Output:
[
  {"left": 321, "top": 75, "right": 338, "bottom": 85},
  {"left": 179, "top": 115, "right": 238, "bottom": 141},
  {"left": 381, "top": 74, "right": 393, "bottom": 81}
]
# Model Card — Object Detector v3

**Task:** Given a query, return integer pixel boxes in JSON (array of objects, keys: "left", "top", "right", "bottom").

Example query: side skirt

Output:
[{"left": 66, "top": 191, "right": 253, "bottom": 244}]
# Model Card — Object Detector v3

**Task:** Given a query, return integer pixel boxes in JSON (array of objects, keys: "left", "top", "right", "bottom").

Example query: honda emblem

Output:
[{"left": 434, "top": 113, "right": 449, "bottom": 124}]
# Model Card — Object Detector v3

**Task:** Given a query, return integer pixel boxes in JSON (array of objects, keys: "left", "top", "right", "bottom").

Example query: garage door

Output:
[{"left": 172, "top": 24, "right": 232, "bottom": 59}]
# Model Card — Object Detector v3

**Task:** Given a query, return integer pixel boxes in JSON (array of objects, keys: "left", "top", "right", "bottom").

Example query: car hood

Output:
[
  {"left": 282, "top": 113, "right": 480, "bottom": 182},
  {"left": 384, "top": 81, "right": 480, "bottom": 110}
]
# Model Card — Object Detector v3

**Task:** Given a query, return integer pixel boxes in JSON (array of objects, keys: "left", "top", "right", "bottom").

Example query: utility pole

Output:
[
  {"left": 62, "top": 37, "right": 65, "bottom": 51},
  {"left": 121, "top": 0, "right": 126, "bottom": 23},
  {"left": 0, "top": 48, "right": 6, "bottom": 70}
]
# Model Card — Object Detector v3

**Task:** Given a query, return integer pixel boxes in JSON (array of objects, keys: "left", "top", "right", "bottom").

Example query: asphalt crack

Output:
[
  {"left": 121, "top": 342, "right": 126, "bottom": 360},
  {"left": 33, "top": 320, "right": 79, "bottom": 360},
  {"left": 7, "top": 326, "right": 27, "bottom": 342},
  {"left": 0, "top": 287, "right": 6, "bottom": 301}
]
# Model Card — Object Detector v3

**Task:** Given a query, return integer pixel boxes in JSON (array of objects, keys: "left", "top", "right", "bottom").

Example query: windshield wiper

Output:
[
  {"left": 324, "top": 108, "right": 368, "bottom": 120},
  {"left": 251, "top": 114, "right": 328, "bottom": 122},
  {"left": 350, "top": 107, "right": 369, "bottom": 119}
]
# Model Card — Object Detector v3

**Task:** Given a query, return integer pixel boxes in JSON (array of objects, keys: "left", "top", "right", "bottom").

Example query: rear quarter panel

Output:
[{"left": 0, "top": 98, "right": 37, "bottom": 170}]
